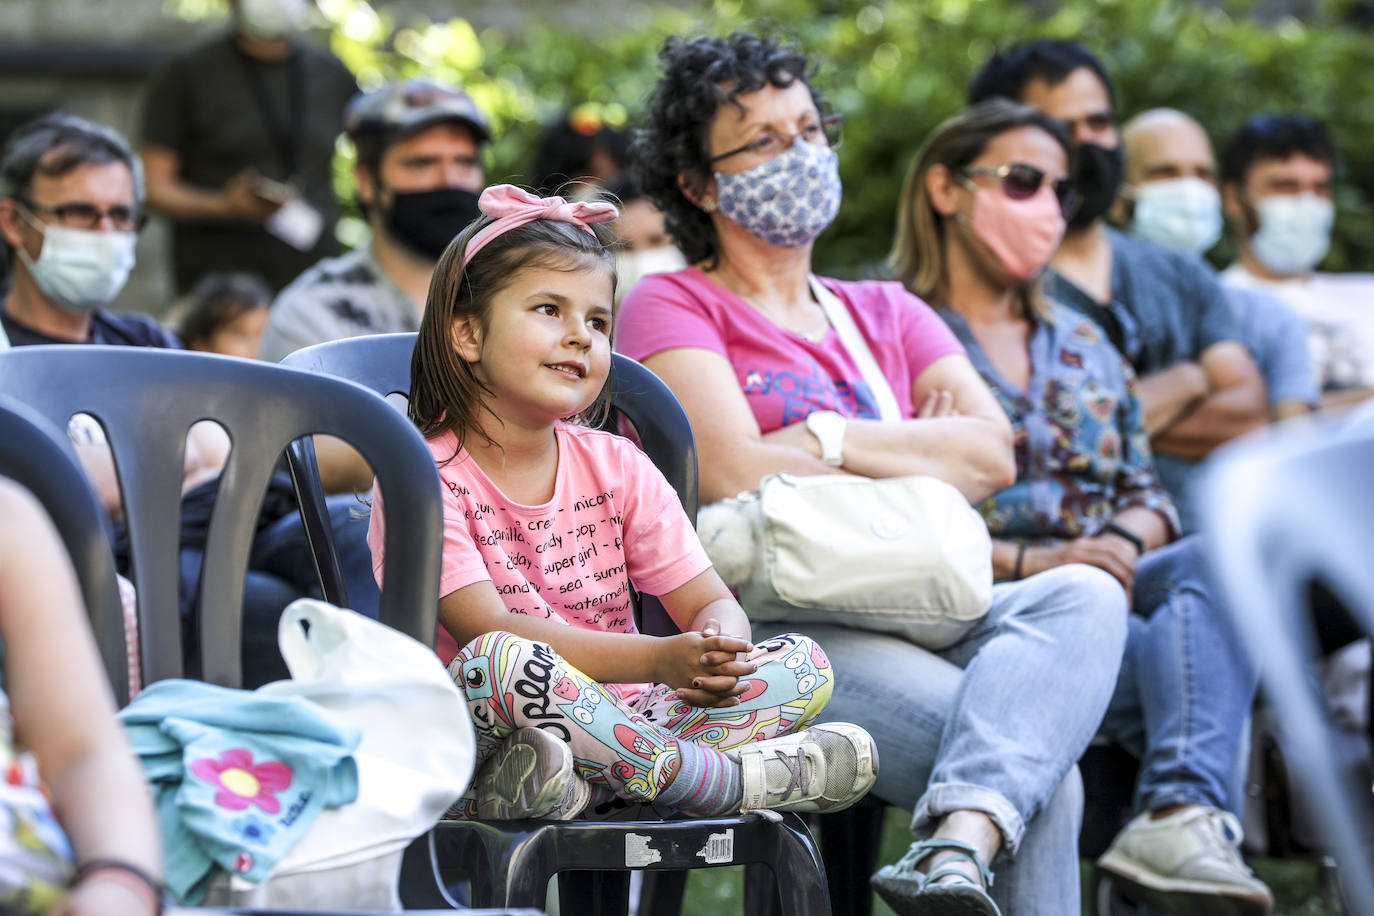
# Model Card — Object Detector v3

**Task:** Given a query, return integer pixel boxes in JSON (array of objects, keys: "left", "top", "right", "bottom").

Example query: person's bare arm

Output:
[
  {"left": 140, "top": 144, "right": 281, "bottom": 226},
  {"left": 1151, "top": 342, "right": 1268, "bottom": 459},
  {"left": 1320, "top": 388, "right": 1374, "bottom": 412},
  {"left": 644, "top": 348, "right": 1014, "bottom": 504},
  {"left": 0, "top": 483, "right": 160, "bottom": 914},
  {"left": 1135, "top": 361, "right": 1208, "bottom": 435},
  {"left": 313, "top": 436, "right": 374, "bottom": 494}
]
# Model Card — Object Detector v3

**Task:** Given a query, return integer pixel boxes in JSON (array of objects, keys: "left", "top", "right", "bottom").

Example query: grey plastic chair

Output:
[
  {"left": 0, "top": 345, "right": 442, "bottom": 694},
  {"left": 1201, "top": 418, "right": 1374, "bottom": 914},
  {"left": 280, "top": 333, "right": 831, "bottom": 915},
  {"left": 0, "top": 393, "right": 127, "bottom": 698}
]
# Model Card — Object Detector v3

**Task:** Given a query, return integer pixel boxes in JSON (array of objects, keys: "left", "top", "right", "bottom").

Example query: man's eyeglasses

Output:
[
  {"left": 19, "top": 199, "right": 147, "bottom": 232},
  {"left": 709, "top": 114, "right": 844, "bottom": 165},
  {"left": 959, "top": 163, "right": 1079, "bottom": 218}
]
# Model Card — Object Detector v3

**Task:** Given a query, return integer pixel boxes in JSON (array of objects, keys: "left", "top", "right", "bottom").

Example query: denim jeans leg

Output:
[
  {"left": 917, "top": 564, "right": 1127, "bottom": 850},
  {"left": 1124, "top": 536, "right": 1259, "bottom": 813},
  {"left": 752, "top": 562, "right": 1125, "bottom": 915},
  {"left": 249, "top": 492, "right": 381, "bottom": 619}
]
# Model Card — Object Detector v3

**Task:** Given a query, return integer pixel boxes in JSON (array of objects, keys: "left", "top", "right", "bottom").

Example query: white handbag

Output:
[
  {"left": 702, "top": 472, "right": 992, "bottom": 650},
  {"left": 205, "top": 599, "right": 475, "bottom": 911},
  {"left": 697, "top": 277, "right": 993, "bottom": 650}
]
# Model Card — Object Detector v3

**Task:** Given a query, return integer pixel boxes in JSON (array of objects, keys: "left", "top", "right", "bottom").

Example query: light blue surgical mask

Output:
[
  {"left": 1249, "top": 192, "right": 1334, "bottom": 276},
  {"left": 713, "top": 140, "right": 842, "bottom": 249},
  {"left": 16, "top": 218, "right": 136, "bottom": 311},
  {"left": 1130, "top": 177, "right": 1222, "bottom": 256}
]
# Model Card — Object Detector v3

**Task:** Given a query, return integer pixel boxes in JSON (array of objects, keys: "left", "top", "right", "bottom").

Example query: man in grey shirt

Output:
[{"left": 259, "top": 79, "right": 490, "bottom": 363}]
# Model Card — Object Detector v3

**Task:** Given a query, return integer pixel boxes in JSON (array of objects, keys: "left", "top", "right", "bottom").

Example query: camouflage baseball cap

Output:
[{"left": 345, "top": 79, "right": 490, "bottom": 145}]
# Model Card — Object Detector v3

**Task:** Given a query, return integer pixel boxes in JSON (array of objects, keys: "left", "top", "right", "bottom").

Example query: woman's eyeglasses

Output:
[
  {"left": 959, "top": 163, "right": 1079, "bottom": 218},
  {"left": 19, "top": 199, "right": 147, "bottom": 232},
  {"left": 710, "top": 114, "right": 844, "bottom": 165}
]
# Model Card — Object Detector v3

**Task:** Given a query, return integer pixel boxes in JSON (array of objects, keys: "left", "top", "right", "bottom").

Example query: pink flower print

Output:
[{"left": 190, "top": 749, "right": 292, "bottom": 814}]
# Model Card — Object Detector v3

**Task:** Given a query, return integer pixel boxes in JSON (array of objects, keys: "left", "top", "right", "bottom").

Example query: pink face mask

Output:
[{"left": 961, "top": 179, "right": 1066, "bottom": 282}]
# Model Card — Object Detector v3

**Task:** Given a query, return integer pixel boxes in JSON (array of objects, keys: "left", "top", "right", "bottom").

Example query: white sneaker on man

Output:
[
  {"left": 474, "top": 726, "right": 591, "bottom": 820},
  {"left": 1097, "top": 805, "right": 1274, "bottom": 915},
  {"left": 737, "top": 722, "right": 878, "bottom": 815}
]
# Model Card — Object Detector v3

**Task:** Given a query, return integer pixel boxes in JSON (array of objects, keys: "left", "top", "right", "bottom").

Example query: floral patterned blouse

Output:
[{"left": 936, "top": 303, "right": 1180, "bottom": 543}]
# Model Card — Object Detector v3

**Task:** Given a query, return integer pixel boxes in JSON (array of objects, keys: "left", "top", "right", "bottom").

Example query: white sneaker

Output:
[
  {"left": 1097, "top": 806, "right": 1274, "bottom": 916},
  {"left": 737, "top": 722, "right": 878, "bottom": 815},
  {"left": 474, "top": 727, "right": 591, "bottom": 820}
]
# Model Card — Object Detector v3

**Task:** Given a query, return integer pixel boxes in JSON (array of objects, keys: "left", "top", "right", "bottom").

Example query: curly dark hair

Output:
[{"left": 629, "top": 32, "right": 831, "bottom": 268}]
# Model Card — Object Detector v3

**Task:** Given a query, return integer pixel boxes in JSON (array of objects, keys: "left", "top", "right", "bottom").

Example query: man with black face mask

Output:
[
  {"left": 970, "top": 41, "right": 1267, "bottom": 538},
  {"left": 259, "top": 79, "right": 488, "bottom": 365}
]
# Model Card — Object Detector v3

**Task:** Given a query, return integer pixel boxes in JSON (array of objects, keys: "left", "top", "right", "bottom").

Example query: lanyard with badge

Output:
[{"left": 234, "top": 46, "right": 325, "bottom": 251}]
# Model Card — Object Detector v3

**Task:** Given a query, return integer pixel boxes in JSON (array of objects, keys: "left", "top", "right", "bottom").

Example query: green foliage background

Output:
[{"left": 177, "top": 0, "right": 1374, "bottom": 277}]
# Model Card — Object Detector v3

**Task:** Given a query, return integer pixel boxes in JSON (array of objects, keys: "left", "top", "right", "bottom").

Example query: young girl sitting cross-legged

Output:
[{"left": 367, "top": 185, "right": 877, "bottom": 821}]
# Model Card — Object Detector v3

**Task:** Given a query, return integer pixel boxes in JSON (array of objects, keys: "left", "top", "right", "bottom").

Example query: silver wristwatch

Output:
[{"left": 805, "top": 410, "right": 847, "bottom": 467}]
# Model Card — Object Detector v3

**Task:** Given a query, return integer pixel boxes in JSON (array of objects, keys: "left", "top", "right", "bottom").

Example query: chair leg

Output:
[
  {"left": 560, "top": 870, "right": 631, "bottom": 915},
  {"left": 743, "top": 862, "right": 782, "bottom": 915},
  {"left": 767, "top": 816, "right": 832, "bottom": 916},
  {"left": 636, "top": 870, "right": 687, "bottom": 916},
  {"left": 818, "top": 803, "right": 886, "bottom": 916}
]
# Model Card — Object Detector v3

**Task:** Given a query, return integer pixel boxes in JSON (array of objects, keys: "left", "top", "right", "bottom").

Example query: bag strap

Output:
[{"left": 809, "top": 274, "right": 902, "bottom": 421}]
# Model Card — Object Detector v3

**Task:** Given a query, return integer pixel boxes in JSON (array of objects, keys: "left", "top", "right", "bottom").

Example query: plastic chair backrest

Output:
[
  {"left": 0, "top": 345, "right": 442, "bottom": 690},
  {"left": 1201, "top": 420, "right": 1374, "bottom": 913},
  {"left": 0, "top": 393, "right": 127, "bottom": 699},
  {"left": 281, "top": 334, "right": 698, "bottom": 635}
]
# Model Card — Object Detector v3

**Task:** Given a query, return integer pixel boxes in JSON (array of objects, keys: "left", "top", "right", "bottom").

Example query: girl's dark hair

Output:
[
  {"left": 629, "top": 32, "right": 831, "bottom": 268},
  {"left": 410, "top": 211, "right": 618, "bottom": 450},
  {"left": 889, "top": 99, "right": 1071, "bottom": 317},
  {"left": 177, "top": 271, "right": 271, "bottom": 348}
]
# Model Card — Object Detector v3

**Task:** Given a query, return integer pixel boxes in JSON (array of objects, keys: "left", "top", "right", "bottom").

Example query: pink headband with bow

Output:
[{"left": 461, "top": 184, "right": 619, "bottom": 266}]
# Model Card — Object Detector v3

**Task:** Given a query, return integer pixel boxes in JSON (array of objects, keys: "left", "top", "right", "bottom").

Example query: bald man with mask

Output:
[{"left": 1119, "top": 108, "right": 1317, "bottom": 421}]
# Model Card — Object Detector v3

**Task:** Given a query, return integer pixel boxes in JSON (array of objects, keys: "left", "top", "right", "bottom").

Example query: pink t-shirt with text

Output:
[
  {"left": 616, "top": 267, "right": 965, "bottom": 432},
  {"left": 368, "top": 422, "right": 710, "bottom": 702}
]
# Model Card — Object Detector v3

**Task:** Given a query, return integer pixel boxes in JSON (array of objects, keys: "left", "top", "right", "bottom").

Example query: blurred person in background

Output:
[
  {"left": 601, "top": 172, "right": 686, "bottom": 304},
  {"left": 970, "top": 39, "right": 1268, "bottom": 535},
  {"left": 529, "top": 107, "right": 629, "bottom": 196},
  {"left": 259, "top": 79, "right": 490, "bottom": 495},
  {"left": 139, "top": 0, "right": 357, "bottom": 294},
  {"left": 174, "top": 271, "right": 271, "bottom": 359},
  {"left": 1119, "top": 108, "right": 1317, "bottom": 421},
  {"left": 259, "top": 79, "right": 489, "bottom": 363},
  {"left": 1220, "top": 113, "right": 1374, "bottom": 407}
]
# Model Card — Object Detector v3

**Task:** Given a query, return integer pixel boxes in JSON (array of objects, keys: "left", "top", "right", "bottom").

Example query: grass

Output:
[{"left": 676, "top": 807, "right": 1344, "bottom": 915}]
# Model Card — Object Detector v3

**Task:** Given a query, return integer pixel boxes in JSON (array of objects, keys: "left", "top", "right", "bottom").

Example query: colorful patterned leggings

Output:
[{"left": 451, "top": 630, "right": 833, "bottom": 806}]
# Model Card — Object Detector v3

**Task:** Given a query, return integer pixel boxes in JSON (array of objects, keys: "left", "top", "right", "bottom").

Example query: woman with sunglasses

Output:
[
  {"left": 890, "top": 99, "right": 1273, "bottom": 916},
  {"left": 617, "top": 35, "right": 1128, "bottom": 916}
]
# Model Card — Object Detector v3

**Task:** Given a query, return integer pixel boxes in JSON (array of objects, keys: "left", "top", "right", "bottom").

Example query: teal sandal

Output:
[{"left": 871, "top": 837, "right": 1002, "bottom": 916}]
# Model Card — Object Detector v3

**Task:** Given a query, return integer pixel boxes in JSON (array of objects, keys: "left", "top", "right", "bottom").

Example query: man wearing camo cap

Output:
[{"left": 259, "top": 79, "right": 490, "bottom": 364}]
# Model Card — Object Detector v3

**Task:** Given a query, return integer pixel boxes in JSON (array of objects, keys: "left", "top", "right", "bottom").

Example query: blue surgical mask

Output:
[
  {"left": 1249, "top": 193, "right": 1333, "bottom": 276},
  {"left": 713, "top": 140, "right": 842, "bottom": 249},
  {"left": 1130, "top": 177, "right": 1222, "bottom": 256}
]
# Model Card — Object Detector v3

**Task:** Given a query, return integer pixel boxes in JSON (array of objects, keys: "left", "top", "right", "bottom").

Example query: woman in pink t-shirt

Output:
[
  {"left": 616, "top": 33, "right": 1127, "bottom": 916},
  {"left": 369, "top": 185, "right": 878, "bottom": 824}
]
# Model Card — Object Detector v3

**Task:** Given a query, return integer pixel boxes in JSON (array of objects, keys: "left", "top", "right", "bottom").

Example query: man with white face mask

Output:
[
  {"left": 1120, "top": 108, "right": 1317, "bottom": 420},
  {"left": 1220, "top": 113, "right": 1374, "bottom": 405},
  {"left": 0, "top": 113, "right": 176, "bottom": 349},
  {"left": 139, "top": 0, "right": 357, "bottom": 294},
  {"left": 0, "top": 113, "right": 380, "bottom": 689}
]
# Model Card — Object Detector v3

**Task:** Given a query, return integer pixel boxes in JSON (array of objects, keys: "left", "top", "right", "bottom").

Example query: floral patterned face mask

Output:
[{"left": 713, "top": 139, "right": 842, "bottom": 249}]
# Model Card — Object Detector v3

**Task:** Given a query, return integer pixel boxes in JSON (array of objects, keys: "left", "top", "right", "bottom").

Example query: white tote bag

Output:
[{"left": 207, "top": 599, "right": 474, "bottom": 910}]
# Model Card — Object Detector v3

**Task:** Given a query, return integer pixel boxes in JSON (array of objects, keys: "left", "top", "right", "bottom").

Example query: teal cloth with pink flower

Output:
[{"left": 119, "top": 679, "right": 360, "bottom": 904}]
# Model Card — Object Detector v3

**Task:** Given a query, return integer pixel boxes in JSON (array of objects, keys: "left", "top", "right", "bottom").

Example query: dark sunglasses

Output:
[{"left": 959, "top": 163, "right": 1079, "bottom": 218}]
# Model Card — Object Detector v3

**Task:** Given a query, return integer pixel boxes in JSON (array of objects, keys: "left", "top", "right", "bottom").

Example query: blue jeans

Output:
[
  {"left": 754, "top": 563, "right": 1127, "bottom": 916},
  {"left": 1098, "top": 536, "right": 1259, "bottom": 814},
  {"left": 181, "top": 493, "right": 380, "bottom": 687}
]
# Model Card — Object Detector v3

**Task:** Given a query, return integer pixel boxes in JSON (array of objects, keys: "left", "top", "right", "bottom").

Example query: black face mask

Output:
[
  {"left": 384, "top": 186, "right": 482, "bottom": 260},
  {"left": 1068, "top": 142, "right": 1124, "bottom": 231}
]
